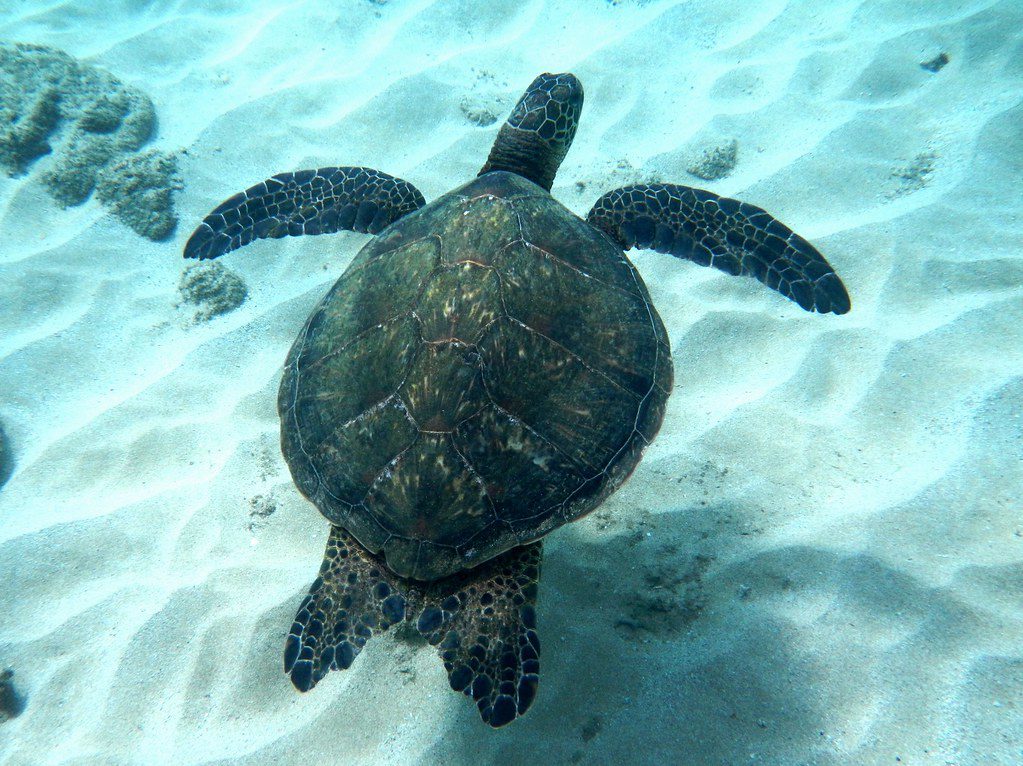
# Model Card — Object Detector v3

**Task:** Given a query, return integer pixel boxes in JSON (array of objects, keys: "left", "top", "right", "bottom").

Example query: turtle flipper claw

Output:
[
  {"left": 285, "top": 525, "right": 411, "bottom": 692},
  {"left": 416, "top": 542, "right": 543, "bottom": 728},
  {"left": 586, "top": 183, "right": 850, "bottom": 314},
  {"left": 184, "top": 166, "right": 425, "bottom": 260}
]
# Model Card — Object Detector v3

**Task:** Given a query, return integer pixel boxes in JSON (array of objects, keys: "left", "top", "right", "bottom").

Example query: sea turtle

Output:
[{"left": 183, "top": 72, "right": 849, "bottom": 727}]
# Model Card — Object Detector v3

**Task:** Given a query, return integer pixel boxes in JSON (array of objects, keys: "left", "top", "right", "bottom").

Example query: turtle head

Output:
[{"left": 479, "top": 72, "right": 584, "bottom": 191}]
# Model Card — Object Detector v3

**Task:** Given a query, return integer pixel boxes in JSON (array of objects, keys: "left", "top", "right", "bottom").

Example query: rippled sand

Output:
[{"left": 1, "top": 1, "right": 1021, "bottom": 764}]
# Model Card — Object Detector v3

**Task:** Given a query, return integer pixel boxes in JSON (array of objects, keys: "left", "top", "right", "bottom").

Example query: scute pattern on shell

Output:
[{"left": 279, "top": 172, "right": 672, "bottom": 580}]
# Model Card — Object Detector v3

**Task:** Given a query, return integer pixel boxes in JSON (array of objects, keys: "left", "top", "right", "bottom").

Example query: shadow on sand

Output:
[
  {"left": 415, "top": 492, "right": 837, "bottom": 765},
  {"left": 422, "top": 494, "right": 985, "bottom": 764}
]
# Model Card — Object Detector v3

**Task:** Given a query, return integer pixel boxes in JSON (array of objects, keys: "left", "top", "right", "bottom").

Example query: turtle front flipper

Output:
[
  {"left": 285, "top": 524, "right": 411, "bottom": 692},
  {"left": 586, "top": 184, "right": 850, "bottom": 314},
  {"left": 417, "top": 542, "right": 543, "bottom": 728},
  {"left": 184, "top": 166, "right": 425, "bottom": 260}
]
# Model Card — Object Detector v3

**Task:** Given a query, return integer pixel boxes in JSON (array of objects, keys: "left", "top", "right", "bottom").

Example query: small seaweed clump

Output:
[
  {"left": 572, "top": 158, "right": 664, "bottom": 197},
  {"left": 686, "top": 138, "right": 739, "bottom": 181},
  {"left": 0, "top": 669, "right": 25, "bottom": 722},
  {"left": 460, "top": 69, "right": 510, "bottom": 127},
  {"left": 920, "top": 52, "right": 950, "bottom": 73},
  {"left": 178, "top": 262, "right": 249, "bottom": 322},
  {"left": 889, "top": 150, "right": 938, "bottom": 197},
  {"left": 615, "top": 548, "right": 713, "bottom": 637},
  {"left": 0, "top": 42, "right": 179, "bottom": 241},
  {"left": 0, "top": 421, "right": 12, "bottom": 489}
]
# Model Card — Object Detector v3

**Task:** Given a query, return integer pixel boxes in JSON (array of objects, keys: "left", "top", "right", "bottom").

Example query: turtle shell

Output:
[{"left": 278, "top": 171, "right": 672, "bottom": 580}]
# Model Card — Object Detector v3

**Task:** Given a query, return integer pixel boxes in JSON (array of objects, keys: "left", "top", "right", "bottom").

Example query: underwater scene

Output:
[{"left": 1, "top": 0, "right": 1021, "bottom": 764}]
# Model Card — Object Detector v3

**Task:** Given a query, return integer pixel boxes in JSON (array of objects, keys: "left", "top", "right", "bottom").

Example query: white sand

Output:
[{"left": 1, "top": 0, "right": 1021, "bottom": 763}]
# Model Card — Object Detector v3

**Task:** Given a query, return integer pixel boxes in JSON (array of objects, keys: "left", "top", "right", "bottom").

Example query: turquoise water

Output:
[{"left": 1, "top": 1, "right": 1021, "bottom": 764}]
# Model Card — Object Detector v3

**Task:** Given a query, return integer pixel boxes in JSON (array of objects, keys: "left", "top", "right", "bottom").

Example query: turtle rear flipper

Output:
[
  {"left": 418, "top": 542, "right": 543, "bottom": 728},
  {"left": 285, "top": 525, "right": 411, "bottom": 692},
  {"left": 286, "top": 527, "right": 543, "bottom": 727},
  {"left": 184, "top": 166, "right": 425, "bottom": 260},
  {"left": 586, "top": 184, "right": 850, "bottom": 315}
]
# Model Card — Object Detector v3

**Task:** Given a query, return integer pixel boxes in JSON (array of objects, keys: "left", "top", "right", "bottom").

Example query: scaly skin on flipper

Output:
[
  {"left": 284, "top": 524, "right": 410, "bottom": 692},
  {"left": 286, "top": 525, "right": 542, "bottom": 728},
  {"left": 184, "top": 166, "right": 425, "bottom": 260},
  {"left": 586, "top": 184, "right": 850, "bottom": 314},
  {"left": 417, "top": 541, "right": 542, "bottom": 728}
]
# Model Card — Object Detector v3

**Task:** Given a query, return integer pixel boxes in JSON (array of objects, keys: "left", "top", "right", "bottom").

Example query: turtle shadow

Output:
[
  {"left": 417, "top": 497, "right": 802, "bottom": 762},
  {"left": 424, "top": 503, "right": 959, "bottom": 764}
]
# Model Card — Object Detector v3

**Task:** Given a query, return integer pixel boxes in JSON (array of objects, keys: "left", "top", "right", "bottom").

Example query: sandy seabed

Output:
[{"left": 1, "top": 1, "right": 1021, "bottom": 764}]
